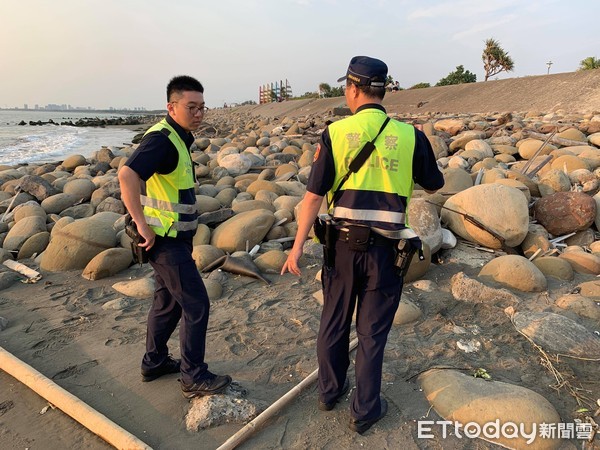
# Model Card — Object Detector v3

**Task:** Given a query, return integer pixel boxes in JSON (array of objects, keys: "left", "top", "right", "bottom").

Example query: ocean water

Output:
[{"left": 0, "top": 110, "right": 143, "bottom": 166}]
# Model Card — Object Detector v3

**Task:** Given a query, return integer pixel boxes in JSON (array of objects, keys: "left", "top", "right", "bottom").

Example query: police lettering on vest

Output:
[
  {"left": 343, "top": 155, "right": 400, "bottom": 172},
  {"left": 328, "top": 109, "right": 416, "bottom": 231}
]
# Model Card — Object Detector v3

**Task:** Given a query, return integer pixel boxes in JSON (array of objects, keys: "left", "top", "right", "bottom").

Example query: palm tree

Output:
[
  {"left": 482, "top": 38, "right": 515, "bottom": 81},
  {"left": 578, "top": 57, "right": 600, "bottom": 70}
]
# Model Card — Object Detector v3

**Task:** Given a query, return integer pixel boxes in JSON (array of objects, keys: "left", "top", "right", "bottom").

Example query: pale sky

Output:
[{"left": 1, "top": 0, "right": 598, "bottom": 110}]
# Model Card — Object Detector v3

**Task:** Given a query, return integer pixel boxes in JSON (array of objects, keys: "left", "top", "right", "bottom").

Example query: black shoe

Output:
[
  {"left": 318, "top": 378, "right": 350, "bottom": 411},
  {"left": 141, "top": 356, "right": 181, "bottom": 382},
  {"left": 349, "top": 398, "right": 388, "bottom": 434},
  {"left": 181, "top": 373, "right": 232, "bottom": 399}
]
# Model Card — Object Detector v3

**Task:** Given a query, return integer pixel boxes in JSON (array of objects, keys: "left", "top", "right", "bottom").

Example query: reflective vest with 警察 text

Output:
[
  {"left": 140, "top": 119, "right": 197, "bottom": 237},
  {"left": 328, "top": 108, "right": 416, "bottom": 231}
]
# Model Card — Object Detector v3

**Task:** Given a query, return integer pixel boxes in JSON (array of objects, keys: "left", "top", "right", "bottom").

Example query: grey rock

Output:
[
  {"left": 511, "top": 311, "right": 600, "bottom": 358},
  {"left": 18, "top": 175, "right": 60, "bottom": 201},
  {"left": 451, "top": 272, "right": 520, "bottom": 306}
]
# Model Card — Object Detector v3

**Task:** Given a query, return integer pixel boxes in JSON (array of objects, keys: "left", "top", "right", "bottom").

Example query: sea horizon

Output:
[{"left": 0, "top": 110, "right": 145, "bottom": 166}]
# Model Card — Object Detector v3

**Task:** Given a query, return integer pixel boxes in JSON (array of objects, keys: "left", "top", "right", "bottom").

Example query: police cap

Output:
[{"left": 337, "top": 56, "right": 388, "bottom": 87}]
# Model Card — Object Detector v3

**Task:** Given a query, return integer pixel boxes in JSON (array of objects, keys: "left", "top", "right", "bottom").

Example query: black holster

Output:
[
  {"left": 394, "top": 236, "right": 423, "bottom": 277},
  {"left": 125, "top": 216, "right": 149, "bottom": 266},
  {"left": 314, "top": 215, "right": 336, "bottom": 268}
]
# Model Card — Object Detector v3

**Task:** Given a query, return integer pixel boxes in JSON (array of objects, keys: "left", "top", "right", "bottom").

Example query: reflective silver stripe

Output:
[
  {"left": 334, "top": 221, "right": 415, "bottom": 239},
  {"left": 372, "top": 227, "right": 418, "bottom": 240},
  {"left": 144, "top": 216, "right": 198, "bottom": 231},
  {"left": 332, "top": 206, "right": 406, "bottom": 224},
  {"left": 141, "top": 195, "right": 197, "bottom": 214}
]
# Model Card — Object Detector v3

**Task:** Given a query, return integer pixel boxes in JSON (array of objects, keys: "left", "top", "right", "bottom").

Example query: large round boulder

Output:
[
  {"left": 196, "top": 195, "right": 222, "bottom": 215},
  {"left": 96, "top": 197, "right": 125, "bottom": 214},
  {"left": 232, "top": 199, "right": 275, "bottom": 214},
  {"left": 517, "top": 139, "right": 555, "bottom": 159},
  {"left": 112, "top": 277, "right": 154, "bottom": 299},
  {"left": 441, "top": 184, "right": 528, "bottom": 249},
  {"left": 434, "top": 119, "right": 465, "bottom": 136},
  {"left": 275, "top": 181, "right": 306, "bottom": 197},
  {"left": 17, "top": 231, "right": 50, "bottom": 260},
  {"left": 18, "top": 175, "right": 60, "bottom": 201},
  {"left": 254, "top": 250, "right": 287, "bottom": 273},
  {"left": 273, "top": 196, "right": 302, "bottom": 214},
  {"left": 192, "top": 224, "right": 211, "bottom": 246},
  {"left": 41, "top": 193, "right": 79, "bottom": 214},
  {"left": 555, "top": 294, "right": 600, "bottom": 321},
  {"left": 40, "top": 217, "right": 117, "bottom": 271},
  {"left": 192, "top": 245, "right": 226, "bottom": 271},
  {"left": 419, "top": 369, "right": 562, "bottom": 449},
  {"left": 246, "top": 180, "right": 285, "bottom": 197},
  {"left": 82, "top": 248, "right": 132, "bottom": 280},
  {"left": 3, "top": 216, "right": 47, "bottom": 251},
  {"left": 219, "top": 153, "right": 253, "bottom": 176},
  {"left": 512, "top": 311, "right": 600, "bottom": 358},
  {"left": 558, "top": 251, "right": 600, "bottom": 274},
  {"left": 63, "top": 178, "right": 96, "bottom": 202},
  {"left": 440, "top": 168, "right": 473, "bottom": 193},
  {"left": 13, "top": 202, "right": 47, "bottom": 223},
  {"left": 520, "top": 224, "right": 551, "bottom": 258},
  {"left": 62, "top": 154, "right": 87, "bottom": 171},
  {"left": 537, "top": 169, "right": 571, "bottom": 196},
  {"left": 211, "top": 210, "right": 275, "bottom": 253},
  {"left": 479, "top": 255, "right": 547, "bottom": 292},
  {"left": 532, "top": 256, "right": 574, "bottom": 281},
  {"left": 534, "top": 191, "right": 596, "bottom": 236}
]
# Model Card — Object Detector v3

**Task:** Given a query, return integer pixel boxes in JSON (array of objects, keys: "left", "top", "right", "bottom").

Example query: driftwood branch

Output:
[
  {"left": 526, "top": 155, "right": 553, "bottom": 177},
  {"left": 525, "top": 130, "right": 588, "bottom": 148},
  {"left": 520, "top": 131, "right": 555, "bottom": 175},
  {"left": 216, "top": 338, "right": 359, "bottom": 450}
]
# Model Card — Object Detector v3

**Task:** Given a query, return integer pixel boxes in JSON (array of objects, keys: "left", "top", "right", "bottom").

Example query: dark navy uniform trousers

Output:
[
  {"left": 141, "top": 237, "right": 209, "bottom": 385},
  {"left": 317, "top": 238, "right": 402, "bottom": 421}
]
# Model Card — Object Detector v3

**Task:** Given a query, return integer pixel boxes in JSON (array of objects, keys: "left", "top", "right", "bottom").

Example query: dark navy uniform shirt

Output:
[
  {"left": 125, "top": 114, "right": 195, "bottom": 181},
  {"left": 307, "top": 104, "right": 444, "bottom": 196}
]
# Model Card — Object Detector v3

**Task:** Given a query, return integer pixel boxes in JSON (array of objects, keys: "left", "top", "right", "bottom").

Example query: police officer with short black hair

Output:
[
  {"left": 119, "top": 75, "right": 231, "bottom": 398},
  {"left": 282, "top": 56, "right": 444, "bottom": 434}
]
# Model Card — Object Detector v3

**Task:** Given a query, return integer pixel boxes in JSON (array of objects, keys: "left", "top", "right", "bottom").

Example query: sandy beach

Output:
[{"left": 1, "top": 238, "right": 598, "bottom": 450}]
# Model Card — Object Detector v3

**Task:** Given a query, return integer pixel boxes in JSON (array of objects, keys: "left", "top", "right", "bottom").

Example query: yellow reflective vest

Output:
[
  {"left": 328, "top": 108, "right": 416, "bottom": 230},
  {"left": 140, "top": 119, "right": 197, "bottom": 237}
]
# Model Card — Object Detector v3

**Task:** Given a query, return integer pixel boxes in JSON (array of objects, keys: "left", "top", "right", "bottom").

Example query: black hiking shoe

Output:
[
  {"left": 181, "top": 373, "right": 232, "bottom": 399},
  {"left": 349, "top": 398, "right": 388, "bottom": 434},
  {"left": 141, "top": 356, "right": 181, "bottom": 382}
]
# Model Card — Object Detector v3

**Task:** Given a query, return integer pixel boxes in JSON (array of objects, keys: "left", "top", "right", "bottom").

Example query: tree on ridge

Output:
[
  {"left": 578, "top": 56, "right": 600, "bottom": 70},
  {"left": 409, "top": 82, "right": 431, "bottom": 89},
  {"left": 482, "top": 38, "right": 515, "bottom": 81},
  {"left": 436, "top": 65, "right": 477, "bottom": 86}
]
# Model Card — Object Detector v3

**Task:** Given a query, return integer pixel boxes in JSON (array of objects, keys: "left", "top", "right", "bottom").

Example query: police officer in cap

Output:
[{"left": 282, "top": 56, "right": 443, "bottom": 433}]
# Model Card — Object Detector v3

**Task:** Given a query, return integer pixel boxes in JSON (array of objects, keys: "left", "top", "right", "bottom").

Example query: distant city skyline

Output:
[{"left": 0, "top": 103, "right": 161, "bottom": 113}]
